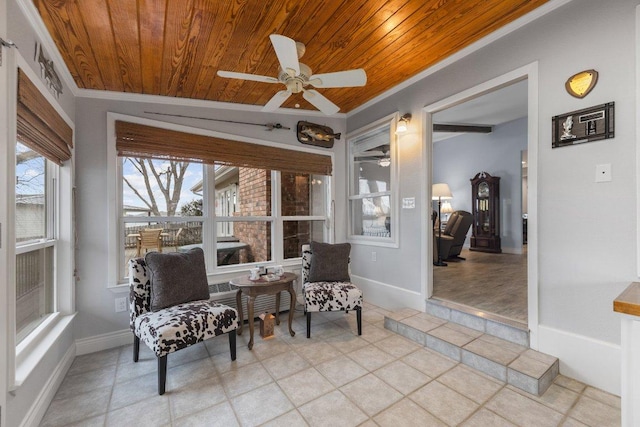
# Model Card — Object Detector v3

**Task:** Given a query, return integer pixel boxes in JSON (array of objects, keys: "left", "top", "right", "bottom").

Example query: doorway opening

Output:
[{"left": 427, "top": 76, "right": 532, "bottom": 328}]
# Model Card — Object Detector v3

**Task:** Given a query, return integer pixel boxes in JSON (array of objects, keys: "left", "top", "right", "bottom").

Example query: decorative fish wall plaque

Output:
[
  {"left": 296, "top": 121, "right": 341, "bottom": 148},
  {"left": 35, "top": 42, "right": 63, "bottom": 98}
]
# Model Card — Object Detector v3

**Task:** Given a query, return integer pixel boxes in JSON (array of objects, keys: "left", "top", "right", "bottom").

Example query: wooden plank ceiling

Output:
[{"left": 33, "top": 0, "right": 549, "bottom": 114}]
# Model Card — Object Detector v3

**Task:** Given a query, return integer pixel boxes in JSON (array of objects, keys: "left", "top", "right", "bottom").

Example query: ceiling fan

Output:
[
  {"left": 355, "top": 145, "right": 391, "bottom": 167},
  {"left": 217, "top": 34, "right": 367, "bottom": 115}
]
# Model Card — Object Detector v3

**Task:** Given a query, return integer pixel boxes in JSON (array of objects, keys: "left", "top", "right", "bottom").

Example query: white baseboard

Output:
[
  {"left": 538, "top": 324, "right": 620, "bottom": 396},
  {"left": 75, "top": 329, "right": 132, "bottom": 356},
  {"left": 20, "top": 344, "right": 75, "bottom": 427},
  {"left": 351, "top": 275, "right": 424, "bottom": 311}
]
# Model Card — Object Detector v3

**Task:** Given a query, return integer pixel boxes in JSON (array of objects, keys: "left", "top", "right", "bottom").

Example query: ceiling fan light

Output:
[{"left": 378, "top": 157, "right": 391, "bottom": 167}]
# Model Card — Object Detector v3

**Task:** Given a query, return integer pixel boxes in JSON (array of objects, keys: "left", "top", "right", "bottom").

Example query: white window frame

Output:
[
  {"left": 347, "top": 113, "right": 399, "bottom": 248},
  {"left": 107, "top": 113, "right": 333, "bottom": 289},
  {"left": 2, "top": 53, "right": 75, "bottom": 390}
]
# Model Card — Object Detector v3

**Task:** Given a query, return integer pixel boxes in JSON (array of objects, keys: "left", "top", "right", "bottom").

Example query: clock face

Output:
[{"left": 478, "top": 182, "right": 490, "bottom": 198}]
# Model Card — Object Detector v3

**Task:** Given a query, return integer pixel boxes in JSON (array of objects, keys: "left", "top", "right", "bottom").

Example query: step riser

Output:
[
  {"left": 385, "top": 316, "right": 557, "bottom": 396},
  {"left": 425, "top": 300, "right": 530, "bottom": 347}
]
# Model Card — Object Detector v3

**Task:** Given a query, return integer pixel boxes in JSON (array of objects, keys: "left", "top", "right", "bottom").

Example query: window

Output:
[
  {"left": 348, "top": 116, "right": 398, "bottom": 246},
  {"left": 15, "top": 143, "right": 56, "bottom": 343},
  {"left": 110, "top": 114, "right": 332, "bottom": 284},
  {"left": 281, "top": 172, "right": 328, "bottom": 259},
  {"left": 12, "top": 63, "right": 74, "bottom": 353},
  {"left": 120, "top": 157, "right": 204, "bottom": 273}
]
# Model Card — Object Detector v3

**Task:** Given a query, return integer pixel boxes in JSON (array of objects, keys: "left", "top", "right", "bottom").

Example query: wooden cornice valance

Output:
[{"left": 115, "top": 120, "right": 332, "bottom": 176}]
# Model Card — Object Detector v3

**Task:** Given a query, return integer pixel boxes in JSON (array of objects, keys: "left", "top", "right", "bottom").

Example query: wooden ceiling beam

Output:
[{"left": 433, "top": 124, "right": 493, "bottom": 133}]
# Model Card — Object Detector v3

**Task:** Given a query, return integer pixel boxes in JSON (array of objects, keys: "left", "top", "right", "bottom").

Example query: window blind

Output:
[
  {"left": 115, "top": 120, "right": 332, "bottom": 176},
  {"left": 17, "top": 69, "right": 73, "bottom": 165}
]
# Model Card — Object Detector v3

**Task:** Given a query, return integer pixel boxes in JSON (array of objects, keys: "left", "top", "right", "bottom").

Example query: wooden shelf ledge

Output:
[{"left": 614, "top": 282, "right": 640, "bottom": 317}]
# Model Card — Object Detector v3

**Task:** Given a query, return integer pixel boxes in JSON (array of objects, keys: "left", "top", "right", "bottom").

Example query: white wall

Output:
[
  {"left": 433, "top": 117, "right": 528, "bottom": 252},
  {"left": 73, "top": 97, "right": 346, "bottom": 340},
  {"left": 348, "top": 0, "right": 637, "bottom": 393}
]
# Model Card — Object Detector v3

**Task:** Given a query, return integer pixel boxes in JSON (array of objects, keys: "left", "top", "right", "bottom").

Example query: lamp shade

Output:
[
  {"left": 432, "top": 183, "right": 453, "bottom": 200},
  {"left": 441, "top": 201, "right": 454, "bottom": 213}
]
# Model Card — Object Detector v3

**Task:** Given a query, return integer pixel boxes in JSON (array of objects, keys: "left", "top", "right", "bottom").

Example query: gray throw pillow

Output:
[
  {"left": 308, "top": 241, "right": 351, "bottom": 282},
  {"left": 145, "top": 248, "right": 210, "bottom": 312}
]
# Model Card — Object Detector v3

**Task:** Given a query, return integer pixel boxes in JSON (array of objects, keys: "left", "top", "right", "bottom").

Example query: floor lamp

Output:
[{"left": 432, "top": 183, "right": 453, "bottom": 267}]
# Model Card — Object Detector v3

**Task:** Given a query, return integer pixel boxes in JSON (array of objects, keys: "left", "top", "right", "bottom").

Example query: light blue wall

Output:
[{"left": 433, "top": 117, "right": 528, "bottom": 252}]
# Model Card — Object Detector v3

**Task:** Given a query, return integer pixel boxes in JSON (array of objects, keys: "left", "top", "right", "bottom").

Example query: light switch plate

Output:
[
  {"left": 595, "top": 163, "right": 612, "bottom": 182},
  {"left": 402, "top": 197, "right": 415, "bottom": 209}
]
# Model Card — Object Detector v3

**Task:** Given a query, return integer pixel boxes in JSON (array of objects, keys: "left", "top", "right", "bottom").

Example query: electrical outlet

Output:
[
  {"left": 372, "top": 251, "right": 377, "bottom": 262},
  {"left": 115, "top": 297, "right": 127, "bottom": 313}
]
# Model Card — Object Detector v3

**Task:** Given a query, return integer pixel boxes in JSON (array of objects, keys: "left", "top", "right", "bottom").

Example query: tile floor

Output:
[{"left": 40, "top": 303, "right": 620, "bottom": 426}]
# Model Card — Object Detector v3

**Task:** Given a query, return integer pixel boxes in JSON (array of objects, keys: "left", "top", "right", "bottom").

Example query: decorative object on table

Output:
[
  {"left": 259, "top": 312, "right": 275, "bottom": 338},
  {"left": 565, "top": 69, "right": 598, "bottom": 98},
  {"left": 301, "top": 242, "right": 362, "bottom": 338},
  {"left": 267, "top": 265, "right": 285, "bottom": 277},
  {"left": 129, "top": 249, "right": 238, "bottom": 395},
  {"left": 470, "top": 172, "right": 501, "bottom": 253},
  {"left": 552, "top": 102, "right": 614, "bottom": 148},
  {"left": 432, "top": 183, "right": 453, "bottom": 266},
  {"left": 217, "top": 34, "right": 367, "bottom": 115},
  {"left": 249, "top": 268, "right": 260, "bottom": 280},
  {"left": 143, "top": 111, "right": 290, "bottom": 131},
  {"left": 296, "top": 121, "right": 341, "bottom": 148}
]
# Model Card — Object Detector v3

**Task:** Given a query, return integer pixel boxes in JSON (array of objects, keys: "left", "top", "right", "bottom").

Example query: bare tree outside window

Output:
[{"left": 123, "top": 158, "right": 190, "bottom": 216}]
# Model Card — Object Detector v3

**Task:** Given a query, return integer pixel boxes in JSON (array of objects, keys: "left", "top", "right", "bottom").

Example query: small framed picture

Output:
[{"left": 552, "top": 102, "right": 614, "bottom": 148}]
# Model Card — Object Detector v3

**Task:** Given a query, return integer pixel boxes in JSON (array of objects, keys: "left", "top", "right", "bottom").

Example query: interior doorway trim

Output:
[{"left": 421, "top": 62, "right": 540, "bottom": 349}]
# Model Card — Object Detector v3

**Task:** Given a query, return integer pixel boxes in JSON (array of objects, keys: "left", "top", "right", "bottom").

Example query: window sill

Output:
[
  {"left": 348, "top": 235, "right": 399, "bottom": 248},
  {"left": 110, "top": 260, "right": 305, "bottom": 291},
  {"left": 14, "top": 312, "right": 76, "bottom": 390}
]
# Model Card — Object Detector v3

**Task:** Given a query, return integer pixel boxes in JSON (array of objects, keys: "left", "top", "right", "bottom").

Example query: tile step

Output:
[
  {"left": 425, "top": 298, "right": 530, "bottom": 347},
  {"left": 384, "top": 314, "right": 558, "bottom": 396}
]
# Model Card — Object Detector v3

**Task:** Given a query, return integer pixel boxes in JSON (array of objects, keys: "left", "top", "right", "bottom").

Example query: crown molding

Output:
[{"left": 77, "top": 88, "right": 346, "bottom": 118}]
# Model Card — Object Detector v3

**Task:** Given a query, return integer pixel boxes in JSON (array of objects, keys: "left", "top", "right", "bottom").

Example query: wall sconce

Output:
[{"left": 396, "top": 114, "right": 411, "bottom": 134}]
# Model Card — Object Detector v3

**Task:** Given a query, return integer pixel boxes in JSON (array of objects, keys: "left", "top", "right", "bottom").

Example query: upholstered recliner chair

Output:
[
  {"left": 129, "top": 248, "right": 238, "bottom": 395},
  {"left": 434, "top": 210, "right": 473, "bottom": 261},
  {"left": 301, "top": 242, "right": 362, "bottom": 338}
]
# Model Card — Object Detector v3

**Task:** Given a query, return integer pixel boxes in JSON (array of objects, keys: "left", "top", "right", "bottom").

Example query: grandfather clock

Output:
[{"left": 470, "top": 172, "right": 501, "bottom": 253}]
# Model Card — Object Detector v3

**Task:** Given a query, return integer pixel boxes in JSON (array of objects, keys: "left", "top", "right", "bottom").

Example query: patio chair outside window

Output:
[{"left": 136, "top": 228, "right": 163, "bottom": 256}]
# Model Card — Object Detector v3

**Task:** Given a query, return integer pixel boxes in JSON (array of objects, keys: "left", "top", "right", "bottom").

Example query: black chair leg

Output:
[
  {"left": 158, "top": 355, "right": 167, "bottom": 395},
  {"left": 306, "top": 312, "right": 311, "bottom": 338},
  {"left": 356, "top": 307, "right": 362, "bottom": 336},
  {"left": 133, "top": 336, "right": 140, "bottom": 363},
  {"left": 228, "top": 329, "right": 237, "bottom": 361}
]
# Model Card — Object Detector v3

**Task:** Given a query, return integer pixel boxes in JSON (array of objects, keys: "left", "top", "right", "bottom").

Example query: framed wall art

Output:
[{"left": 552, "top": 102, "right": 614, "bottom": 148}]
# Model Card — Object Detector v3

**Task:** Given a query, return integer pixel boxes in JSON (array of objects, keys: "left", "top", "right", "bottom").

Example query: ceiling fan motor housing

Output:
[{"left": 278, "top": 63, "right": 312, "bottom": 93}]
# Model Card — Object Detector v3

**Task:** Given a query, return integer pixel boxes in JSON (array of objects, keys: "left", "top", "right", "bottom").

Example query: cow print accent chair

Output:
[
  {"left": 301, "top": 243, "right": 362, "bottom": 338},
  {"left": 129, "top": 257, "right": 238, "bottom": 395}
]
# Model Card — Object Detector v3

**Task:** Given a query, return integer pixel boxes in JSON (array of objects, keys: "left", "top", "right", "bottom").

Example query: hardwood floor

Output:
[{"left": 432, "top": 247, "right": 527, "bottom": 324}]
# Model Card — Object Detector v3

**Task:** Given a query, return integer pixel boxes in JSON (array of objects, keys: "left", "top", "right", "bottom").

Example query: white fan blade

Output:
[
  {"left": 303, "top": 89, "right": 340, "bottom": 115},
  {"left": 217, "top": 70, "right": 279, "bottom": 83},
  {"left": 262, "top": 90, "right": 291, "bottom": 111},
  {"left": 269, "top": 34, "right": 300, "bottom": 77},
  {"left": 309, "top": 69, "right": 367, "bottom": 88}
]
